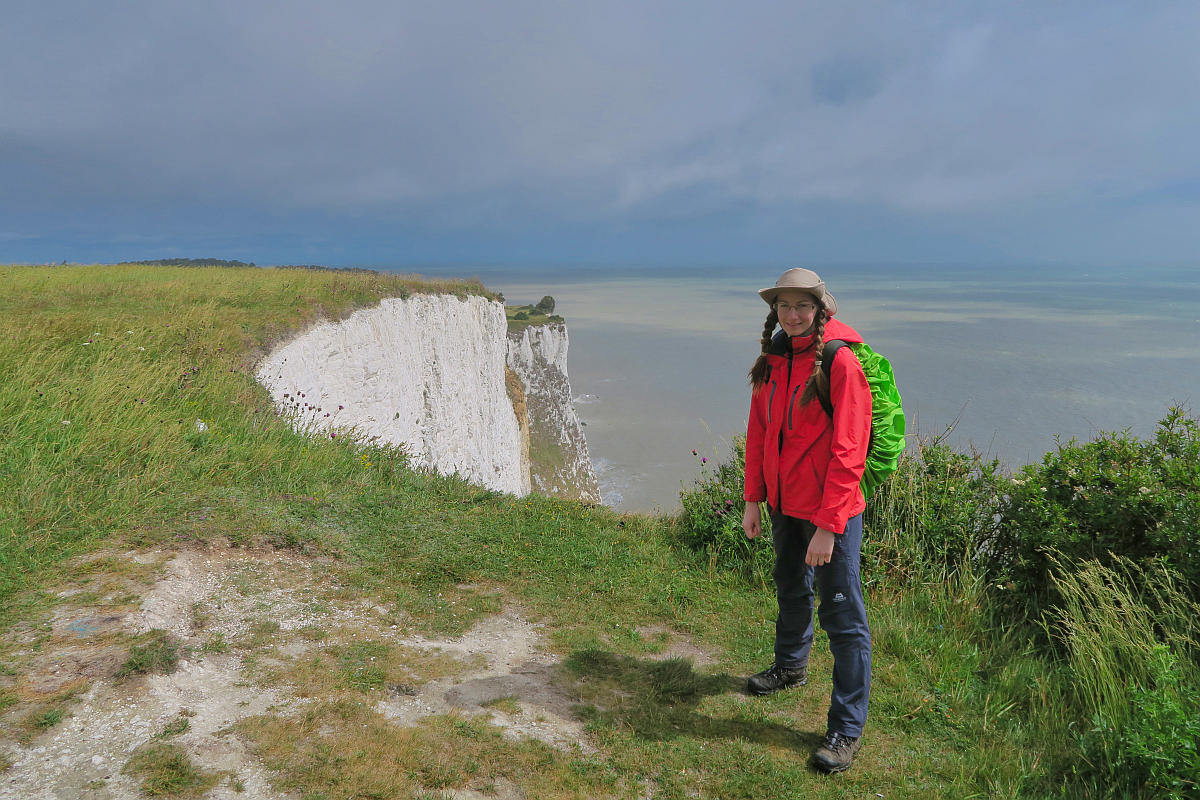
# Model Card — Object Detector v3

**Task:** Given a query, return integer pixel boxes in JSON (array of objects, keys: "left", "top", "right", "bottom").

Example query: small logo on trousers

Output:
[{"left": 832, "top": 592, "right": 846, "bottom": 603}]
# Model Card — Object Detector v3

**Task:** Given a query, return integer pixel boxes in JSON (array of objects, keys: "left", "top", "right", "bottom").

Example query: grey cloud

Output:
[
  {"left": 2, "top": 0, "right": 1199, "bottom": 262},
  {"left": 812, "top": 60, "right": 884, "bottom": 106}
]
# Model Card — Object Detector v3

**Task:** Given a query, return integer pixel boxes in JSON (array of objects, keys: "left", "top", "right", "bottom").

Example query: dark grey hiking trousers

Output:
[{"left": 770, "top": 511, "right": 871, "bottom": 737}]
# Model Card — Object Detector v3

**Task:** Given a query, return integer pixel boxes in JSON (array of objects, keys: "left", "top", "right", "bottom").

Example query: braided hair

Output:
[
  {"left": 797, "top": 307, "right": 829, "bottom": 408},
  {"left": 747, "top": 307, "right": 778, "bottom": 390}
]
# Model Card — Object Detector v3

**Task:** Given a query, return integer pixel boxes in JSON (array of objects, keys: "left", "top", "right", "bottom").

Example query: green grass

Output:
[
  {"left": 0, "top": 263, "right": 491, "bottom": 614},
  {"left": 237, "top": 700, "right": 623, "bottom": 800},
  {"left": 1, "top": 263, "right": 1185, "bottom": 798},
  {"left": 157, "top": 711, "right": 194, "bottom": 739},
  {"left": 124, "top": 742, "right": 218, "bottom": 797},
  {"left": 480, "top": 694, "right": 522, "bottom": 715},
  {"left": 505, "top": 303, "right": 563, "bottom": 333},
  {"left": 117, "top": 629, "right": 183, "bottom": 678}
]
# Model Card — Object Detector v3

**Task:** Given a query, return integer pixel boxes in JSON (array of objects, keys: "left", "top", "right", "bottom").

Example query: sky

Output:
[{"left": 3, "top": 1, "right": 1199, "bottom": 267}]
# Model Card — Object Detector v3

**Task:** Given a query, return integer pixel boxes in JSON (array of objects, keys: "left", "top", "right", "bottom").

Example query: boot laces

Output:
[{"left": 822, "top": 732, "right": 857, "bottom": 753}]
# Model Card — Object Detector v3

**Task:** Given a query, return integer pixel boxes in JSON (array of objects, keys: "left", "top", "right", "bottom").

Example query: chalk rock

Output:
[{"left": 256, "top": 294, "right": 597, "bottom": 499}]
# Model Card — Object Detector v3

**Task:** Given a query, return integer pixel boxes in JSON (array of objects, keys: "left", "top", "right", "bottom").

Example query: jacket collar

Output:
[
  {"left": 768, "top": 329, "right": 812, "bottom": 356},
  {"left": 768, "top": 317, "right": 865, "bottom": 356}
]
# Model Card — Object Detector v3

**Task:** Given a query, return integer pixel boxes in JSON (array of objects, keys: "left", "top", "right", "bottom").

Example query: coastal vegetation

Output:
[
  {"left": 507, "top": 297, "right": 564, "bottom": 332},
  {"left": 116, "top": 258, "right": 260, "bottom": 268},
  {"left": 1, "top": 263, "right": 1196, "bottom": 798},
  {"left": 680, "top": 419, "right": 1200, "bottom": 798}
]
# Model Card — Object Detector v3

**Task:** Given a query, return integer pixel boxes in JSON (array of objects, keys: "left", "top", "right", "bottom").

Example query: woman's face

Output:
[{"left": 774, "top": 290, "right": 819, "bottom": 337}]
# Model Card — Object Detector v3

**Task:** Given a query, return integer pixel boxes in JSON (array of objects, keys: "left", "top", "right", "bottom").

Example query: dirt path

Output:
[{"left": 1, "top": 549, "right": 597, "bottom": 799}]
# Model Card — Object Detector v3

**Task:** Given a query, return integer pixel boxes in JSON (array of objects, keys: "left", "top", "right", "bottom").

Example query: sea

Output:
[{"left": 382, "top": 264, "right": 1200, "bottom": 513}]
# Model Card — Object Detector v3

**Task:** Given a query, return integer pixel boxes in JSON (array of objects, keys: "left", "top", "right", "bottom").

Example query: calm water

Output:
[{"left": 388, "top": 264, "right": 1200, "bottom": 512}]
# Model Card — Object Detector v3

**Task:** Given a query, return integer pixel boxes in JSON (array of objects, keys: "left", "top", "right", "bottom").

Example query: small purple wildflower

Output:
[{"left": 701, "top": 457, "right": 707, "bottom": 464}]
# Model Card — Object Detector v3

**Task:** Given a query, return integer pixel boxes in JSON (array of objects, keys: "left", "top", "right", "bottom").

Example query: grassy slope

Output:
[{"left": 0, "top": 265, "right": 1057, "bottom": 798}]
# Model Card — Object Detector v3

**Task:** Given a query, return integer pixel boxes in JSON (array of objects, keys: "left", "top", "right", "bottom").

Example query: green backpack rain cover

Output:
[{"left": 819, "top": 340, "right": 906, "bottom": 499}]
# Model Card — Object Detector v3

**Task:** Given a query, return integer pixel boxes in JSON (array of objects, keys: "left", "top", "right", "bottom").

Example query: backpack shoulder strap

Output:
[{"left": 817, "top": 340, "right": 849, "bottom": 417}]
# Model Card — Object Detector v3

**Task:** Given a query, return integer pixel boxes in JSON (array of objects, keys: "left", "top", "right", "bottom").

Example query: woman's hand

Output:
[
  {"left": 805, "top": 528, "right": 836, "bottom": 566},
  {"left": 742, "top": 502, "right": 762, "bottom": 539}
]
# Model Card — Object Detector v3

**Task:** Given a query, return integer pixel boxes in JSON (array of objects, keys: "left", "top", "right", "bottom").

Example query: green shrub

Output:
[
  {"left": 1093, "top": 665, "right": 1200, "bottom": 800},
  {"left": 864, "top": 435, "right": 1006, "bottom": 582},
  {"left": 677, "top": 437, "right": 773, "bottom": 579},
  {"left": 989, "top": 407, "right": 1200, "bottom": 618},
  {"left": 513, "top": 311, "right": 529, "bottom": 320},
  {"left": 1055, "top": 558, "right": 1200, "bottom": 799}
]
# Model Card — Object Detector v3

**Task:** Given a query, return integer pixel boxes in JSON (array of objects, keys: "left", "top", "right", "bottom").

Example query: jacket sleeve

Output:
[
  {"left": 743, "top": 385, "right": 768, "bottom": 503},
  {"left": 810, "top": 350, "right": 871, "bottom": 534}
]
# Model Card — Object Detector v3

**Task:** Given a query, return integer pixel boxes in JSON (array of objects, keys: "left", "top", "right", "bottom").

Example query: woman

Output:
[{"left": 741, "top": 268, "right": 873, "bottom": 774}]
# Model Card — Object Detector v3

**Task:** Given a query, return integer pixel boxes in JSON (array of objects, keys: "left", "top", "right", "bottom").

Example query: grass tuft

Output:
[
  {"left": 1050, "top": 556, "right": 1200, "bottom": 798},
  {"left": 479, "top": 694, "right": 522, "bottom": 715},
  {"left": 117, "top": 629, "right": 182, "bottom": 678},
  {"left": 157, "top": 710, "right": 194, "bottom": 739},
  {"left": 123, "top": 742, "right": 217, "bottom": 798}
]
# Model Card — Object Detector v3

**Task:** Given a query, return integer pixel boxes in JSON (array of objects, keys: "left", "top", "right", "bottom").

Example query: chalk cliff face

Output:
[
  {"left": 507, "top": 323, "right": 601, "bottom": 503},
  {"left": 255, "top": 294, "right": 597, "bottom": 501}
]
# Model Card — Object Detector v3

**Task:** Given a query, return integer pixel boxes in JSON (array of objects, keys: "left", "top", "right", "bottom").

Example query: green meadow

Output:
[{"left": 1, "top": 264, "right": 1197, "bottom": 799}]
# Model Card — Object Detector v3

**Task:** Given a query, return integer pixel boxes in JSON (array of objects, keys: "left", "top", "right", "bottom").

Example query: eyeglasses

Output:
[{"left": 774, "top": 302, "right": 817, "bottom": 315}]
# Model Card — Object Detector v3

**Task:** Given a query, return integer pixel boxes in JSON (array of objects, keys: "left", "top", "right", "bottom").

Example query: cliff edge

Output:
[
  {"left": 255, "top": 294, "right": 598, "bottom": 501},
  {"left": 507, "top": 322, "right": 600, "bottom": 503}
]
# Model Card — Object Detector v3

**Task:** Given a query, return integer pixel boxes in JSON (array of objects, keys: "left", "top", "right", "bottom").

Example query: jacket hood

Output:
[{"left": 768, "top": 317, "right": 864, "bottom": 355}]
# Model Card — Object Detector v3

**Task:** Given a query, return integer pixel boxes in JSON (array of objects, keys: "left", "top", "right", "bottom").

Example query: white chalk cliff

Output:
[
  {"left": 256, "top": 294, "right": 599, "bottom": 502},
  {"left": 507, "top": 322, "right": 599, "bottom": 500}
]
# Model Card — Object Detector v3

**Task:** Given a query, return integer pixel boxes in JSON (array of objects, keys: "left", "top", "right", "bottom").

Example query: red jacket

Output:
[{"left": 743, "top": 318, "right": 872, "bottom": 534}]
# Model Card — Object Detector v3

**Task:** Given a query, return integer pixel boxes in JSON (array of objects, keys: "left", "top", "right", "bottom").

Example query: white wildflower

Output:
[{"left": 196, "top": 420, "right": 208, "bottom": 432}]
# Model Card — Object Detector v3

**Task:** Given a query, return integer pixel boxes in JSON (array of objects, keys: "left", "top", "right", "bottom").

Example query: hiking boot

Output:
[
  {"left": 746, "top": 662, "right": 807, "bottom": 695},
  {"left": 811, "top": 731, "right": 861, "bottom": 773}
]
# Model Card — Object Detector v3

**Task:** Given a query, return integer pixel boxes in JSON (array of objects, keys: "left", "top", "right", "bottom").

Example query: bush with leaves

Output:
[
  {"left": 1088, "top": 662, "right": 1200, "bottom": 800},
  {"left": 864, "top": 435, "right": 1006, "bottom": 582},
  {"left": 1055, "top": 557, "right": 1200, "bottom": 799},
  {"left": 988, "top": 407, "right": 1200, "bottom": 618},
  {"left": 677, "top": 437, "right": 773, "bottom": 579}
]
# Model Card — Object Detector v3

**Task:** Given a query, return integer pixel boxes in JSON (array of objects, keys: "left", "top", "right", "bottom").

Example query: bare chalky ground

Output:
[{"left": 0, "top": 547, "right": 619, "bottom": 800}]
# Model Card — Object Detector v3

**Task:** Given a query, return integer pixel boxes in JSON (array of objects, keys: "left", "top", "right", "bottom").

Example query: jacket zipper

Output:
[
  {"left": 787, "top": 385, "right": 801, "bottom": 430},
  {"left": 767, "top": 381, "right": 777, "bottom": 423},
  {"left": 778, "top": 349, "right": 794, "bottom": 455}
]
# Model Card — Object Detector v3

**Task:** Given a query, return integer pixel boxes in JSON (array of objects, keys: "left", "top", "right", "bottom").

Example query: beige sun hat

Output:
[{"left": 758, "top": 268, "right": 837, "bottom": 316}]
